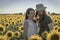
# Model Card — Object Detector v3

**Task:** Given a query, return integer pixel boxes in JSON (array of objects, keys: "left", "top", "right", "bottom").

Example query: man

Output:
[{"left": 36, "top": 4, "right": 54, "bottom": 40}]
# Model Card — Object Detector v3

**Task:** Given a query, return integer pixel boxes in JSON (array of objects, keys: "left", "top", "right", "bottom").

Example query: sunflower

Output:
[
  {"left": 0, "top": 24, "right": 5, "bottom": 33},
  {"left": 41, "top": 31, "right": 48, "bottom": 38},
  {"left": 10, "top": 20, "right": 16, "bottom": 25},
  {"left": 53, "top": 19, "right": 58, "bottom": 26},
  {"left": 19, "top": 26, "right": 24, "bottom": 32},
  {"left": 51, "top": 15, "right": 55, "bottom": 19},
  {"left": 29, "top": 34, "right": 42, "bottom": 40},
  {"left": 58, "top": 17, "right": 60, "bottom": 20},
  {"left": 15, "top": 19, "right": 22, "bottom": 26},
  {"left": 53, "top": 25, "right": 59, "bottom": 31},
  {"left": 16, "top": 16, "right": 20, "bottom": 19},
  {"left": 0, "top": 35, "right": 7, "bottom": 40},
  {"left": 6, "top": 30, "right": 14, "bottom": 38},
  {"left": 47, "top": 30, "right": 60, "bottom": 40},
  {"left": 15, "top": 16, "right": 18, "bottom": 20},
  {"left": 58, "top": 20, "right": 60, "bottom": 27},
  {"left": 21, "top": 16, "right": 25, "bottom": 22},
  {"left": 58, "top": 28, "right": 60, "bottom": 32},
  {"left": 14, "top": 31, "right": 21, "bottom": 37},
  {"left": 4, "top": 22, "right": 10, "bottom": 27},
  {"left": 58, "top": 28, "right": 60, "bottom": 38},
  {"left": 16, "top": 26, "right": 20, "bottom": 30},
  {"left": 16, "top": 19, "right": 20, "bottom": 23},
  {"left": 53, "top": 19, "right": 58, "bottom": 23},
  {"left": 8, "top": 21, "right": 12, "bottom": 25},
  {"left": 8, "top": 18, "right": 13, "bottom": 21},
  {"left": 7, "top": 18, "right": 11, "bottom": 22}
]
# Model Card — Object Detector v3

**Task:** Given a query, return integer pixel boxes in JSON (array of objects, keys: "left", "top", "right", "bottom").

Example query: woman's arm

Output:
[
  {"left": 47, "top": 16, "right": 54, "bottom": 31},
  {"left": 23, "top": 21, "right": 29, "bottom": 40},
  {"left": 48, "top": 23, "right": 54, "bottom": 31}
]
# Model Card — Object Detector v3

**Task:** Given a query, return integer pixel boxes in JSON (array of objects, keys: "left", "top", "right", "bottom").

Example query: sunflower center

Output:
[
  {"left": 12, "top": 22, "right": 14, "bottom": 24},
  {"left": 0, "top": 39, "right": 4, "bottom": 40},
  {"left": 6, "top": 24, "right": 8, "bottom": 26},
  {"left": 17, "top": 21, "right": 19, "bottom": 22},
  {"left": 0, "top": 27, "right": 3, "bottom": 31},
  {"left": 55, "top": 20, "right": 57, "bottom": 22},
  {"left": 7, "top": 32, "right": 12, "bottom": 37},
  {"left": 17, "top": 27, "right": 19, "bottom": 29},
  {"left": 55, "top": 27, "right": 58, "bottom": 30},
  {"left": 17, "top": 17, "right": 20, "bottom": 19},
  {"left": 20, "top": 20, "right": 21, "bottom": 22},
  {"left": 43, "top": 33, "right": 47, "bottom": 37},
  {"left": 51, "top": 34, "right": 59, "bottom": 40},
  {"left": 54, "top": 23, "right": 57, "bottom": 26},
  {"left": 15, "top": 33, "right": 18, "bottom": 36},
  {"left": 58, "top": 29, "right": 60, "bottom": 32},
  {"left": 0, "top": 39, "right": 2, "bottom": 40},
  {"left": 32, "top": 38, "right": 37, "bottom": 40},
  {"left": 21, "top": 27, "right": 23, "bottom": 30}
]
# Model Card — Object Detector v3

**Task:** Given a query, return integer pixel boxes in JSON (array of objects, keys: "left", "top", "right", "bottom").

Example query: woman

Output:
[
  {"left": 36, "top": 4, "right": 53, "bottom": 40},
  {"left": 23, "top": 8, "right": 38, "bottom": 40}
]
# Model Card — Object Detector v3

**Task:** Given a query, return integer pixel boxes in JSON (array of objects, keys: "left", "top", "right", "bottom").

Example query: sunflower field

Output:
[{"left": 0, "top": 14, "right": 60, "bottom": 40}]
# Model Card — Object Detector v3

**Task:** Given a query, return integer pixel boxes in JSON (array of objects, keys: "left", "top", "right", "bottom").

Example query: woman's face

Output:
[
  {"left": 28, "top": 10, "right": 35, "bottom": 20},
  {"left": 37, "top": 10, "right": 43, "bottom": 16}
]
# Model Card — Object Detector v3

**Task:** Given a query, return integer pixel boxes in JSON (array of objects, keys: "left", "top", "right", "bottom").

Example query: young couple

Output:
[{"left": 23, "top": 4, "right": 53, "bottom": 40}]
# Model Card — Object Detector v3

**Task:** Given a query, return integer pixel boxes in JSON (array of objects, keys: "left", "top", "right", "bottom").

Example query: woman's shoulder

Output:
[
  {"left": 22, "top": 20, "right": 29, "bottom": 27},
  {"left": 22, "top": 20, "right": 29, "bottom": 25},
  {"left": 23, "top": 20, "right": 30, "bottom": 22}
]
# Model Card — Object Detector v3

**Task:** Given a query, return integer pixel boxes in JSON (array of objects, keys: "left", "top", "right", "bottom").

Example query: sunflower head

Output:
[
  {"left": 16, "top": 26, "right": 19, "bottom": 29},
  {"left": 0, "top": 24, "right": 5, "bottom": 33},
  {"left": 6, "top": 30, "right": 14, "bottom": 38},
  {"left": 0, "top": 35, "right": 7, "bottom": 40},
  {"left": 50, "top": 34, "right": 59, "bottom": 40},
  {"left": 0, "top": 27, "right": 3, "bottom": 32},
  {"left": 47, "top": 29, "right": 60, "bottom": 40},
  {"left": 41, "top": 31, "right": 48, "bottom": 38},
  {"left": 7, "top": 32, "right": 12, "bottom": 37},
  {"left": 58, "top": 28, "right": 60, "bottom": 32},
  {"left": 54, "top": 26, "right": 59, "bottom": 31},
  {"left": 14, "top": 31, "right": 21, "bottom": 37},
  {"left": 19, "top": 26, "right": 24, "bottom": 32},
  {"left": 29, "top": 34, "right": 42, "bottom": 40},
  {"left": 4, "top": 22, "right": 10, "bottom": 27}
]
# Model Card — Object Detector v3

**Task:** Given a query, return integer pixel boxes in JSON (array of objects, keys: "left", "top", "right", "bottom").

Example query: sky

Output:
[{"left": 0, "top": 0, "right": 60, "bottom": 14}]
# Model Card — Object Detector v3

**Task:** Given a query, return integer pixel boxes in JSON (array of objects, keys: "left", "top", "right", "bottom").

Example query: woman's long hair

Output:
[
  {"left": 36, "top": 10, "right": 47, "bottom": 22},
  {"left": 25, "top": 8, "right": 34, "bottom": 20},
  {"left": 25, "top": 8, "right": 37, "bottom": 23}
]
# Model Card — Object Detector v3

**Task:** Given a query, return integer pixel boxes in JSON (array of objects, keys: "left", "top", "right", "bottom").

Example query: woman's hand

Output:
[{"left": 33, "top": 15, "right": 40, "bottom": 21}]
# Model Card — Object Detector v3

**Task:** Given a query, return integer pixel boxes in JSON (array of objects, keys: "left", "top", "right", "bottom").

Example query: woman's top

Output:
[{"left": 23, "top": 19, "right": 38, "bottom": 37}]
